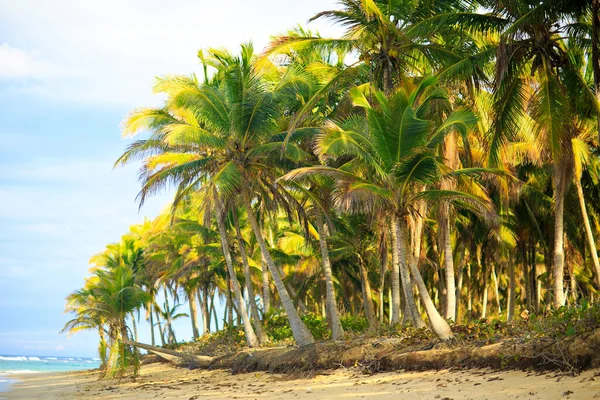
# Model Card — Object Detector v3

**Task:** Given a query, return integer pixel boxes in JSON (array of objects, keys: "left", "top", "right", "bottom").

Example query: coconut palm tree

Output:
[
  {"left": 484, "top": 0, "right": 599, "bottom": 307},
  {"left": 116, "top": 43, "right": 316, "bottom": 347},
  {"left": 284, "top": 77, "right": 495, "bottom": 339},
  {"left": 62, "top": 265, "right": 150, "bottom": 377}
]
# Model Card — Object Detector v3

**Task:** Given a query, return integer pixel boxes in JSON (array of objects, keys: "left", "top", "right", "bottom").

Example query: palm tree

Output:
[
  {"left": 284, "top": 78, "right": 493, "bottom": 339},
  {"left": 62, "top": 265, "right": 149, "bottom": 377},
  {"left": 116, "top": 44, "right": 316, "bottom": 346},
  {"left": 484, "top": 0, "right": 599, "bottom": 307}
]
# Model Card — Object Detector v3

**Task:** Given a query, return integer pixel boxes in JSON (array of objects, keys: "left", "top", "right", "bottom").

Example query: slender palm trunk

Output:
[
  {"left": 131, "top": 313, "right": 138, "bottom": 342},
  {"left": 379, "top": 242, "right": 388, "bottom": 324},
  {"left": 553, "top": 163, "right": 568, "bottom": 307},
  {"left": 234, "top": 215, "right": 268, "bottom": 344},
  {"left": 163, "top": 287, "right": 176, "bottom": 345},
  {"left": 154, "top": 306, "right": 165, "bottom": 346},
  {"left": 439, "top": 133, "right": 458, "bottom": 320},
  {"left": 392, "top": 216, "right": 424, "bottom": 327},
  {"left": 188, "top": 290, "right": 200, "bottom": 340},
  {"left": 273, "top": 262, "right": 309, "bottom": 313},
  {"left": 491, "top": 265, "right": 501, "bottom": 314},
  {"left": 211, "top": 294, "right": 218, "bottom": 331},
  {"left": 261, "top": 254, "right": 271, "bottom": 316},
  {"left": 575, "top": 178, "right": 600, "bottom": 289},
  {"left": 242, "top": 190, "right": 314, "bottom": 346},
  {"left": 389, "top": 218, "right": 403, "bottom": 324},
  {"left": 439, "top": 204, "right": 456, "bottom": 321},
  {"left": 456, "top": 263, "right": 463, "bottom": 322},
  {"left": 507, "top": 257, "right": 516, "bottom": 323},
  {"left": 402, "top": 218, "right": 453, "bottom": 340},
  {"left": 467, "top": 263, "right": 473, "bottom": 321},
  {"left": 200, "top": 286, "right": 210, "bottom": 334},
  {"left": 215, "top": 206, "right": 259, "bottom": 347},
  {"left": 225, "top": 288, "right": 233, "bottom": 326},
  {"left": 481, "top": 264, "right": 488, "bottom": 319},
  {"left": 148, "top": 306, "right": 155, "bottom": 346},
  {"left": 359, "top": 259, "right": 377, "bottom": 330},
  {"left": 315, "top": 212, "right": 344, "bottom": 339},
  {"left": 387, "top": 287, "right": 392, "bottom": 324},
  {"left": 408, "top": 211, "right": 428, "bottom": 329}
]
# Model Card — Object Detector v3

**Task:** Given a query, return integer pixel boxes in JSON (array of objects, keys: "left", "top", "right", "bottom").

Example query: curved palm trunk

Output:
[
  {"left": 215, "top": 206, "right": 259, "bottom": 348},
  {"left": 233, "top": 216, "right": 269, "bottom": 344},
  {"left": 275, "top": 264, "right": 309, "bottom": 314},
  {"left": 315, "top": 212, "right": 344, "bottom": 339},
  {"left": 392, "top": 217, "right": 424, "bottom": 328},
  {"left": 188, "top": 290, "right": 200, "bottom": 340},
  {"left": 401, "top": 218, "right": 453, "bottom": 340},
  {"left": 409, "top": 206, "right": 428, "bottom": 329},
  {"left": 553, "top": 163, "right": 568, "bottom": 307},
  {"left": 242, "top": 190, "right": 314, "bottom": 347},
  {"left": 575, "top": 178, "right": 600, "bottom": 289}
]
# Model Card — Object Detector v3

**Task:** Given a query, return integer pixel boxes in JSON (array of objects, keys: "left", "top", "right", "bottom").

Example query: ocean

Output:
[{"left": 0, "top": 355, "right": 101, "bottom": 396}]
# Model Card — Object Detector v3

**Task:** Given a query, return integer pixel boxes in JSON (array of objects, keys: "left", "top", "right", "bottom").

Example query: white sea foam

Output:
[
  {"left": 27, "top": 357, "right": 40, "bottom": 361},
  {"left": 0, "top": 370, "right": 38, "bottom": 374},
  {"left": 45, "top": 357, "right": 57, "bottom": 360},
  {"left": 0, "top": 357, "right": 27, "bottom": 362}
]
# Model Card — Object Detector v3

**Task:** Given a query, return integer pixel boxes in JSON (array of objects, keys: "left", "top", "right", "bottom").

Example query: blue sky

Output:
[{"left": 0, "top": 0, "right": 339, "bottom": 357}]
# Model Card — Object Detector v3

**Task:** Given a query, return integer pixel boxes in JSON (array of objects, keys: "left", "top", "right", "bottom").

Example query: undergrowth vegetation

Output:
[{"left": 173, "top": 303, "right": 600, "bottom": 373}]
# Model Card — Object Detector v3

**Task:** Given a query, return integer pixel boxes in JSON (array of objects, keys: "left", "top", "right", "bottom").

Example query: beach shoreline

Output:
[{"left": 3, "top": 362, "right": 599, "bottom": 399}]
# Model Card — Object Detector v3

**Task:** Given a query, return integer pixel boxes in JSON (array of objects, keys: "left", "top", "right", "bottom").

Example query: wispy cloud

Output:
[
  {"left": 0, "top": 43, "right": 55, "bottom": 80},
  {"left": 0, "top": 0, "right": 340, "bottom": 106}
]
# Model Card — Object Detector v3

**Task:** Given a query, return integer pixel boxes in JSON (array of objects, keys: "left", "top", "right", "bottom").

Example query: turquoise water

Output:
[{"left": 0, "top": 355, "right": 101, "bottom": 395}]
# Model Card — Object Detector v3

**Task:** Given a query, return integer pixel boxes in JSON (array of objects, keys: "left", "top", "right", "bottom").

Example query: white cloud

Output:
[
  {"left": 17, "top": 223, "right": 59, "bottom": 234},
  {"left": 0, "top": 0, "right": 341, "bottom": 106},
  {"left": 0, "top": 43, "right": 52, "bottom": 79}
]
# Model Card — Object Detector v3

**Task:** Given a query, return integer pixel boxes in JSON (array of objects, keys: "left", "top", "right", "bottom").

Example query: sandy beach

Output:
[{"left": 3, "top": 363, "right": 599, "bottom": 400}]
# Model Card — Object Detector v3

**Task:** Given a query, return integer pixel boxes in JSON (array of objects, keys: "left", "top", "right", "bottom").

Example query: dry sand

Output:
[{"left": 4, "top": 363, "right": 600, "bottom": 399}]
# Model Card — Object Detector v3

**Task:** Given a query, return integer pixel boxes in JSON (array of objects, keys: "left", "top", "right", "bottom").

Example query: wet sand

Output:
[{"left": 4, "top": 363, "right": 600, "bottom": 399}]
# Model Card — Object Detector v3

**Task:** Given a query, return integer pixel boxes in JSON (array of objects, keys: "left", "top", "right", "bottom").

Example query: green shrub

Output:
[
  {"left": 301, "top": 313, "right": 330, "bottom": 340},
  {"left": 530, "top": 302, "right": 600, "bottom": 340},
  {"left": 340, "top": 315, "right": 368, "bottom": 333},
  {"left": 265, "top": 312, "right": 331, "bottom": 341}
]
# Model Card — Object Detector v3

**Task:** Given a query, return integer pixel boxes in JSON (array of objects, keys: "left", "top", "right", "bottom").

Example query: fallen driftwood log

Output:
[{"left": 124, "top": 339, "right": 213, "bottom": 368}]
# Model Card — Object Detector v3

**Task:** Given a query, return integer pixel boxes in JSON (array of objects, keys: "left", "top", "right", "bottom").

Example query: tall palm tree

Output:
[
  {"left": 484, "top": 0, "right": 599, "bottom": 307},
  {"left": 116, "top": 44, "right": 316, "bottom": 347},
  {"left": 284, "top": 78, "right": 493, "bottom": 339}
]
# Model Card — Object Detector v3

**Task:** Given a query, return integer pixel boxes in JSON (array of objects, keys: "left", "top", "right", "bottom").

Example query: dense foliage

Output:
[{"left": 63, "top": 0, "right": 600, "bottom": 377}]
